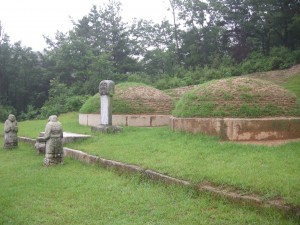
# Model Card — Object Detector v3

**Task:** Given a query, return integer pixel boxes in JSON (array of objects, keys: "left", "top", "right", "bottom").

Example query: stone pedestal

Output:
[
  {"left": 44, "top": 151, "right": 64, "bottom": 166},
  {"left": 91, "top": 124, "right": 122, "bottom": 133},
  {"left": 92, "top": 80, "right": 122, "bottom": 133}
]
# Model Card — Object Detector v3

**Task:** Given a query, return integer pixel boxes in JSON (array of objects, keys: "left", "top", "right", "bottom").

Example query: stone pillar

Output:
[
  {"left": 3, "top": 114, "right": 18, "bottom": 149},
  {"left": 91, "top": 80, "right": 122, "bottom": 133},
  {"left": 100, "top": 80, "right": 114, "bottom": 125},
  {"left": 43, "top": 115, "right": 64, "bottom": 166}
]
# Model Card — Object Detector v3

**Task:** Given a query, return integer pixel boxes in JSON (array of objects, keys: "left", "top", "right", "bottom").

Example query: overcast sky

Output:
[{"left": 0, "top": 0, "right": 171, "bottom": 51}]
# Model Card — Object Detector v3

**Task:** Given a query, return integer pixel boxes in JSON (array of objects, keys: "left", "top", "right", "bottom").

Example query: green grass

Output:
[
  {"left": 282, "top": 73, "right": 300, "bottom": 99},
  {"left": 0, "top": 141, "right": 298, "bottom": 225},
  {"left": 13, "top": 113, "right": 300, "bottom": 206}
]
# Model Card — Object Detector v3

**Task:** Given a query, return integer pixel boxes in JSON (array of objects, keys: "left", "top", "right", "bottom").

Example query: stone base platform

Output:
[
  {"left": 91, "top": 125, "right": 123, "bottom": 133},
  {"left": 79, "top": 114, "right": 170, "bottom": 127}
]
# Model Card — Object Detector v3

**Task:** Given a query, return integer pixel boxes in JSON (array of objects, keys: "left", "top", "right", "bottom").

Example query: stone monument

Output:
[
  {"left": 3, "top": 114, "right": 18, "bottom": 149},
  {"left": 43, "top": 115, "right": 64, "bottom": 166},
  {"left": 91, "top": 80, "right": 122, "bottom": 133}
]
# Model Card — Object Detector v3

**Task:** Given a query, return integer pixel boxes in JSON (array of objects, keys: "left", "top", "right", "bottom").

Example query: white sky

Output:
[{"left": 0, "top": 0, "right": 171, "bottom": 51}]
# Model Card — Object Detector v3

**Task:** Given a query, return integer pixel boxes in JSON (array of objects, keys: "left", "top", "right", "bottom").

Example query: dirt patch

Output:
[
  {"left": 117, "top": 86, "right": 171, "bottom": 100},
  {"left": 246, "top": 63, "right": 300, "bottom": 84},
  {"left": 164, "top": 85, "right": 198, "bottom": 100},
  {"left": 233, "top": 138, "right": 300, "bottom": 146},
  {"left": 165, "top": 64, "right": 300, "bottom": 101},
  {"left": 115, "top": 86, "right": 174, "bottom": 114}
]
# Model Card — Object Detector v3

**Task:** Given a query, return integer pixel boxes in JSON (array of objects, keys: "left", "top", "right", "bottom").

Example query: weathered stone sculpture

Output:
[
  {"left": 91, "top": 80, "right": 122, "bottom": 133},
  {"left": 43, "top": 115, "right": 64, "bottom": 166},
  {"left": 3, "top": 114, "right": 18, "bottom": 149}
]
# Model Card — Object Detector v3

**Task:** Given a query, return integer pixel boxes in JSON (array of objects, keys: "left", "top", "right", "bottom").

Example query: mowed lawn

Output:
[
  {"left": 13, "top": 113, "right": 300, "bottom": 206},
  {"left": 0, "top": 140, "right": 298, "bottom": 225}
]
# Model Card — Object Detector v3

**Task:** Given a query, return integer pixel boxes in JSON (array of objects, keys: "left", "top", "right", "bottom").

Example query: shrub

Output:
[
  {"left": 18, "top": 105, "right": 39, "bottom": 121},
  {"left": 0, "top": 105, "right": 16, "bottom": 122},
  {"left": 39, "top": 78, "right": 89, "bottom": 119}
]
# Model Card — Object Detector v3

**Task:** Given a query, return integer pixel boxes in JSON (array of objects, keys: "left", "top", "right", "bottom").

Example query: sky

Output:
[{"left": 0, "top": 0, "right": 171, "bottom": 51}]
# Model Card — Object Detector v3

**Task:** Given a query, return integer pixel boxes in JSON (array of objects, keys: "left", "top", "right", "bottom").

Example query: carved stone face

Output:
[
  {"left": 99, "top": 80, "right": 115, "bottom": 96},
  {"left": 8, "top": 114, "right": 16, "bottom": 122},
  {"left": 48, "top": 115, "right": 58, "bottom": 122}
]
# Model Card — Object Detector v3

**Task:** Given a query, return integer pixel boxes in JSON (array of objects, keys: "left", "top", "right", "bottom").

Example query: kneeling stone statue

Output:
[
  {"left": 4, "top": 114, "right": 18, "bottom": 149},
  {"left": 43, "top": 115, "right": 64, "bottom": 166}
]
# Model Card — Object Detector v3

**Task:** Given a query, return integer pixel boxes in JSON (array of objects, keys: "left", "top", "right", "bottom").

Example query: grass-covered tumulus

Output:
[
  {"left": 80, "top": 82, "right": 173, "bottom": 115},
  {"left": 173, "top": 77, "right": 300, "bottom": 118}
]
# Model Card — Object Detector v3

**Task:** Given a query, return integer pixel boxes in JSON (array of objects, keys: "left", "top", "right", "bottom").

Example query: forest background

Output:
[{"left": 0, "top": 0, "right": 299, "bottom": 121}]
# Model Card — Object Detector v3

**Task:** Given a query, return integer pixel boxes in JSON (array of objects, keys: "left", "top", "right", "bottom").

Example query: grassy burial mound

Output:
[
  {"left": 164, "top": 85, "right": 198, "bottom": 101},
  {"left": 80, "top": 82, "right": 173, "bottom": 115},
  {"left": 173, "top": 77, "right": 300, "bottom": 118}
]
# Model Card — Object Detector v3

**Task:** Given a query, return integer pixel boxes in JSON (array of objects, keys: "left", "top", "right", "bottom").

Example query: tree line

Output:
[{"left": 1, "top": 0, "right": 299, "bottom": 121}]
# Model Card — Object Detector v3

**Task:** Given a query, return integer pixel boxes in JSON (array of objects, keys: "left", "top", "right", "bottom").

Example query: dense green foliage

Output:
[
  {"left": 1, "top": 141, "right": 297, "bottom": 224},
  {"left": 13, "top": 113, "right": 300, "bottom": 205},
  {"left": 173, "top": 77, "right": 299, "bottom": 118},
  {"left": 1, "top": 0, "right": 300, "bottom": 119}
]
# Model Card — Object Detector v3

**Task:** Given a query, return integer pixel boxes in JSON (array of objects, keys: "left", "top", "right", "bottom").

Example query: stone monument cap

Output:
[{"left": 99, "top": 80, "right": 115, "bottom": 96}]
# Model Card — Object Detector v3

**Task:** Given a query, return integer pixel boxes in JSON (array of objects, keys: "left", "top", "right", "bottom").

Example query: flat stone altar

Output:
[{"left": 35, "top": 132, "right": 91, "bottom": 155}]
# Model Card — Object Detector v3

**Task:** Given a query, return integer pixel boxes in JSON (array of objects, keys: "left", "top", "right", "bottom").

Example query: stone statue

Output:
[
  {"left": 43, "top": 115, "right": 64, "bottom": 166},
  {"left": 3, "top": 114, "right": 18, "bottom": 149}
]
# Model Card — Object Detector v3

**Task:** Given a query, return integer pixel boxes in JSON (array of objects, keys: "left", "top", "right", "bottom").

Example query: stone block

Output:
[
  {"left": 87, "top": 114, "right": 100, "bottom": 127},
  {"left": 150, "top": 115, "right": 170, "bottom": 127},
  {"left": 127, "top": 115, "right": 150, "bottom": 127},
  {"left": 112, "top": 115, "right": 127, "bottom": 126},
  {"left": 79, "top": 114, "right": 88, "bottom": 126}
]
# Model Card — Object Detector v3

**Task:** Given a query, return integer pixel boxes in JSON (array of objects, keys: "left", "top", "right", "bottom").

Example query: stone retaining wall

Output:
[
  {"left": 169, "top": 117, "right": 300, "bottom": 141},
  {"left": 62, "top": 147, "right": 300, "bottom": 217},
  {"left": 79, "top": 114, "right": 170, "bottom": 127}
]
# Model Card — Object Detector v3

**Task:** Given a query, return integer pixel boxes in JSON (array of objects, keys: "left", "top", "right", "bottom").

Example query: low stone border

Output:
[
  {"left": 79, "top": 114, "right": 170, "bottom": 127},
  {"left": 19, "top": 137, "right": 300, "bottom": 218},
  {"left": 19, "top": 136, "right": 36, "bottom": 145},
  {"left": 169, "top": 116, "right": 300, "bottom": 141},
  {"left": 63, "top": 147, "right": 300, "bottom": 218}
]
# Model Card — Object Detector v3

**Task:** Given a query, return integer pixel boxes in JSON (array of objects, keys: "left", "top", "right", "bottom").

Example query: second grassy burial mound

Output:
[{"left": 173, "top": 77, "right": 299, "bottom": 118}]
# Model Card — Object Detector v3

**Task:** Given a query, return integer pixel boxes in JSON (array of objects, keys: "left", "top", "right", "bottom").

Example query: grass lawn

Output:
[
  {"left": 283, "top": 73, "right": 300, "bottom": 99},
  {"left": 0, "top": 140, "right": 298, "bottom": 225},
  {"left": 11, "top": 113, "right": 300, "bottom": 206}
]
